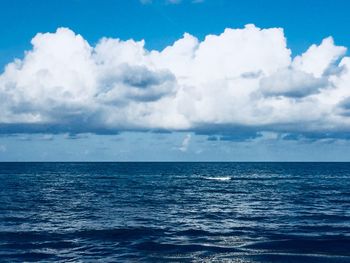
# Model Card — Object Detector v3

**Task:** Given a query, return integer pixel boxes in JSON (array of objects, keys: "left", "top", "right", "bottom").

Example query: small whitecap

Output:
[{"left": 205, "top": 176, "right": 231, "bottom": 181}]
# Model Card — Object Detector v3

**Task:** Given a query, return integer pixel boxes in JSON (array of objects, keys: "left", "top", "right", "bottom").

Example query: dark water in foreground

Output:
[{"left": 1, "top": 162, "right": 350, "bottom": 262}]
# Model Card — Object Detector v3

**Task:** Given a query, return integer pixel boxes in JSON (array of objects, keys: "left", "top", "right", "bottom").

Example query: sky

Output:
[{"left": 1, "top": 0, "right": 350, "bottom": 161}]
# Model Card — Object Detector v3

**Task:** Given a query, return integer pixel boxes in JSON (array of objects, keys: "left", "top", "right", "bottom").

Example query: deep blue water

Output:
[{"left": 1, "top": 162, "right": 350, "bottom": 262}]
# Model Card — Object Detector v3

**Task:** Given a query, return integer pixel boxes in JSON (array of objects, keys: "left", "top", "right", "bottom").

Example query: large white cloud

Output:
[{"left": 0, "top": 25, "right": 350, "bottom": 137}]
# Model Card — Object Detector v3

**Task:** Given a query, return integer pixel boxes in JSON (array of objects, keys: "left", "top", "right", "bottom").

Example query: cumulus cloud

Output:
[
  {"left": 1, "top": 25, "right": 350, "bottom": 139},
  {"left": 337, "top": 97, "right": 350, "bottom": 116},
  {"left": 260, "top": 68, "right": 328, "bottom": 98},
  {"left": 292, "top": 37, "right": 346, "bottom": 78}
]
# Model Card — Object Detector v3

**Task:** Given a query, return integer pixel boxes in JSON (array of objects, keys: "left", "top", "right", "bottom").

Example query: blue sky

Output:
[
  {"left": 1, "top": 0, "right": 350, "bottom": 161},
  {"left": 2, "top": 0, "right": 350, "bottom": 68}
]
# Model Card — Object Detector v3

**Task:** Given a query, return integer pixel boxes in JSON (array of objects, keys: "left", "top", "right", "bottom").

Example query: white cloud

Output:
[
  {"left": 179, "top": 133, "right": 191, "bottom": 152},
  {"left": 0, "top": 25, "right": 350, "bottom": 138},
  {"left": 260, "top": 68, "right": 328, "bottom": 98},
  {"left": 292, "top": 37, "right": 346, "bottom": 78}
]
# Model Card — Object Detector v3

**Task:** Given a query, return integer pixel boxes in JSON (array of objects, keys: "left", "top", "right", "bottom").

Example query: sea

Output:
[{"left": 0, "top": 162, "right": 350, "bottom": 262}]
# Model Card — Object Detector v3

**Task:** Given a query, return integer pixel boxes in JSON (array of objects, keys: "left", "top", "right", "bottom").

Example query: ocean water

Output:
[{"left": 1, "top": 162, "right": 350, "bottom": 262}]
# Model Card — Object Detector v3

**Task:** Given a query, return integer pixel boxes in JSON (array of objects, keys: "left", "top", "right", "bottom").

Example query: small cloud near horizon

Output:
[{"left": 179, "top": 134, "right": 192, "bottom": 152}]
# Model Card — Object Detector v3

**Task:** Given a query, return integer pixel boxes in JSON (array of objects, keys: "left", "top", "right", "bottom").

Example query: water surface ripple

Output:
[{"left": 1, "top": 162, "right": 350, "bottom": 262}]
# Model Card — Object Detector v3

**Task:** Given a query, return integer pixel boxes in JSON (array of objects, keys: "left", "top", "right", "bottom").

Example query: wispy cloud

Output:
[{"left": 179, "top": 134, "right": 191, "bottom": 152}]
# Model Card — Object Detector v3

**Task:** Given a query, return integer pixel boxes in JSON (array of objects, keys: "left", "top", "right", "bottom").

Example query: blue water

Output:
[{"left": 1, "top": 162, "right": 350, "bottom": 262}]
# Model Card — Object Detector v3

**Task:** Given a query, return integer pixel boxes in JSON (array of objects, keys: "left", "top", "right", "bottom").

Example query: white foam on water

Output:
[{"left": 205, "top": 176, "right": 231, "bottom": 181}]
